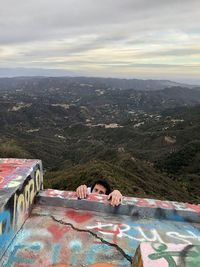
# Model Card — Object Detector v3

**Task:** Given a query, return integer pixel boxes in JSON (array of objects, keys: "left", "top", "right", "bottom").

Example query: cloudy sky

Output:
[{"left": 1, "top": 0, "right": 200, "bottom": 83}]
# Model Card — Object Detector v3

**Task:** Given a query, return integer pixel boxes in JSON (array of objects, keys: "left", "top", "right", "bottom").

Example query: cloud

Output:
[{"left": 0, "top": 0, "right": 200, "bottom": 81}]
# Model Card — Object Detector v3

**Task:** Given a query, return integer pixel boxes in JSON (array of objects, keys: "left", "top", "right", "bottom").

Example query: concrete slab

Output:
[
  {"left": 0, "top": 159, "right": 200, "bottom": 267},
  {"left": 1, "top": 200, "right": 200, "bottom": 266},
  {"left": 38, "top": 189, "right": 200, "bottom": 223},
  {"left": 0, "top": 158, "right": 43, "bottom": 259}
]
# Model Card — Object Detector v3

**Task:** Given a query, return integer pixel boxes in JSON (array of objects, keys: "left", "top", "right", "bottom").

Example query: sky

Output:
[{"left": 0, "top": 0, "right": 200, "bottom": 83}]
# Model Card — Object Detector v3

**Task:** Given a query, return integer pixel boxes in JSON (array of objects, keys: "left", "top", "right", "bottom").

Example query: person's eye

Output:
[
  {"left": 94, "top": 189, "right": 98, "bottom": 192},
  {"left": 99, "top": 191, "right": 104, "bottom": 194}
]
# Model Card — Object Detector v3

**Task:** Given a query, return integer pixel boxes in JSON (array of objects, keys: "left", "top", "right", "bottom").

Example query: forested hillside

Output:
[{"left": 0, "top": 77, "right": 199, "bottom": 203}]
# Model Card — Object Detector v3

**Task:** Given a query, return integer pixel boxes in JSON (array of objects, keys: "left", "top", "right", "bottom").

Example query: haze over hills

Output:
[
  {"left": 0, "top": 68, "right": 75, "bottom": 78},
  {"left": 0, "top": 76, "right": 199, "bottom": 203},
  {"left": 0, "top": 68, "right": 198, "bottom": 88}
]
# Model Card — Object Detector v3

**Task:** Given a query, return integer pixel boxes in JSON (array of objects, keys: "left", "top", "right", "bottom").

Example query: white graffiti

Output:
[{"left": 87, "top": 221, "right": 200, "bottom": 245}]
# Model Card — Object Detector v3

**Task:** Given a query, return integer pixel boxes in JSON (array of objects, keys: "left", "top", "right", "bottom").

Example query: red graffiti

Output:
[
  {"left": 65, "top": 210, "right": 92, "bottom": 223},
  {"left": 0, "top": 159, "right": 38, "bottom": 188},
  {"left": 0, "top": 163, "right": 17, "bottom": 174},
  {"left": 93, "top": 222, "right": 121, "bottom": 244},
  {"left": 129, "top": 197, "right": 198, "bottom": 212},
  {"left": 0, "top": 163, "right": 18, "bottom": 188},
  {"left": 187, "top": 203, "right": 200, "bottom": 213},
  {"left": 136, "top": 198, "right": 157, "bottom": 208},
  {"left": 155, "top": 200, "right": 173, "bottom": 209},
  {"left": 87, "top": 194, "right": 108, "bottom": 203},
  {"left": 46, "top": 189, "right": 77, "bottom": 199},
  {"left": 48, "top": 224, "right": 70, "bottom": 241}
]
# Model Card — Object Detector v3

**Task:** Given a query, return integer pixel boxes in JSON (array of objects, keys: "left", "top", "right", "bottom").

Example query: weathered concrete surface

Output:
[
  {"left": 1, "top": 193, "right": 200, "bottom": 266},
  {"left": 0, "top": 158, "right": 43, "bottom": 259},
  {"left": 38, "top": 189, "right": 200, "bottom": 223},
  {"left": 132, "top": 242, "right": 200, "bottom": 266},
  {"left": 0, "top": 159, "right": 200, "bottom": 267},
  {"left": 1, "top": 205, "right": 131, "bottom": 267}
]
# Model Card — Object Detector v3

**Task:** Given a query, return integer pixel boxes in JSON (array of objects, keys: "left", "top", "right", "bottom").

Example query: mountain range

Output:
[{"left": 0, "top": 76, "right": 199, "bottom": 203}]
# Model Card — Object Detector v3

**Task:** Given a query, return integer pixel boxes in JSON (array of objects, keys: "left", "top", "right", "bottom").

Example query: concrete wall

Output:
[
  {"left": 0, "top": 158, "right": 200, "bottom": 267},
  {"left": 38, "top": 189, "right": 200, "bottom": 222},
  {"left": 0, "top": 158, "right": 43, "bottom": 259},
  {"left": 1, "top": 199, "right": 200, "bottom": 266},
  {"left": 1, "top": 188, "right": 200, "bottom": 266}
]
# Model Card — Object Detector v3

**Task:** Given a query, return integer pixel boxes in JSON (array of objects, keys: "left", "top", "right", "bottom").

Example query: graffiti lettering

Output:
[
  {"left": 148, "top": 243, "right": 199, "bottom": 267},
  {"left": 42, "top": 189, "right": 200, "bottom": 214},
  {"left": 87, "top": 221, "right": 200, "bottom": 245},
  {"left": 0, "top": 211, "right": 13, "bottom": 250},
  {"left": 166, "top": 231, "right": 200, "bottom": 244},
  {"left": 4, "top": 244, "right": 40, "bottom": 267},
  {"left": 0, "top": 160, "right": 43, "bottom": 259}
]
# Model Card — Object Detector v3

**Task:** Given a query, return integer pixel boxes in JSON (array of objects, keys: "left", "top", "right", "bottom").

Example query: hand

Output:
[
  {"left": 107, "top": 190, "right": 122, "bottom": 207},
  {"left": 76, "top": 184, "right": 88, "bottom": 199}
]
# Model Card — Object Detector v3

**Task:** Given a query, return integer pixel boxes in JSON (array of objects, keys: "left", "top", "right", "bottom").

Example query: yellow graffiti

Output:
[
  {"left": 12, "top": 193, "right": 17, "bottom": 228},
  {"left": 14, "top": 170, "right": 42, "bottom": 227},
  {"left": 6, "top": 169, "right": 42, "bottom": 231},
  {"left": 24, "top": 178, "right": 35, "bottom": 209},
  {"left": 6, "top": 175, "right": 23, "bottom": 188},
  {"left": 16, "top": 194, "right": 25, "bottom": 227},
  {"left": 36, "top": 169, "right": 43, "bottom": 191}
]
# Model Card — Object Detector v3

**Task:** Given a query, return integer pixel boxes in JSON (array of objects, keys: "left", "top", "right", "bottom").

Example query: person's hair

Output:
[{"left": 91, "top": 179, "right": 111, "bottom": 195}]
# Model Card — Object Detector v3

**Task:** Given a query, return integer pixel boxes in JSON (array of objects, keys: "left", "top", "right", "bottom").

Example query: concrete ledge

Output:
[
  {"left": 37, "top": 189, "right": 200, "bottom": 223},
  {"left": 0, "top": 158, "right": 43, "bottom": 259},
  {"left": 132, "top": 242, "right": 200, "bottom": 266},
  {"left": 1, "top": 160, "right": 200, "bottom": 267}
]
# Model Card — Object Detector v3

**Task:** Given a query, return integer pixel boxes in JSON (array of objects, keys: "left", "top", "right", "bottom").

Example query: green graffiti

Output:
[
  {"left": 148, "top": 243, "right": 199, "bottom": 267},
  {"left": 185, "top": 246, "right": 200, "bottom": 267}
]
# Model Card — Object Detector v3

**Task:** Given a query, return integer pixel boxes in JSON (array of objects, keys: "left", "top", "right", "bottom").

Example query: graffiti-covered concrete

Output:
[
  {"left": 0, "top": 158, "right": 43, "bottom": 259},
  {"left": 38, "top": 189, "right": 200, "bottom": 223},
  {"left": 132, "top": 243, "right": 200, "bottom": 267},
  {"left": 0, "top": 158, "right": 200, "bottom": 267},
  {"left": 1, "top": 203, "right": 200, "bottom": 266},
  {"left": 1, "top": 191, "right": 200, "bottom": 266}
]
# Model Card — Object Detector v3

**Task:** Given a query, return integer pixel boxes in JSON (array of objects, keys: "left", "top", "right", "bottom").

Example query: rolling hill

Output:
[{"left": 0, "top": 76, "right": 199, "bottom": 203}]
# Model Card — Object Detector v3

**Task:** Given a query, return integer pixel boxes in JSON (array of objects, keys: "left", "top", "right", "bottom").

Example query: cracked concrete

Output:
[
  {"left": 2, "top": 201, "right": 200, "bottom": 266},
  {"left": 50, "top": 214, "right": 133, "bottom": 264},
  {"left": 1, "top": 204, "right": 133, "bottom": 266},
  {"left": 1, "top": 160, "right": 200, "bottom": 266},
  {"left": 1, "top": 191, "right": 200, "bottom": 266}
]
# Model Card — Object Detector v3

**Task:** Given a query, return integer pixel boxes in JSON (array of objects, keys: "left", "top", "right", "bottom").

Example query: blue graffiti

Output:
[
  {"left": 0, "top": 210, "right": 14, "bottom": 251},
  {"left": 69, "top": 239, "right": 82, "bottom": 265},
  {"left": 52, "top": 243, "right": 61, "bottom": 264},
  {"left": 4, "top": 243, "right": 40, "bottom": 267}
]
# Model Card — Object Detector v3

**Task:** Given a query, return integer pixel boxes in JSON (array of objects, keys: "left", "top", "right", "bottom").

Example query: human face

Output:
[{"left": 92, "top": 184, "right": 106, "bottom": 195}]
